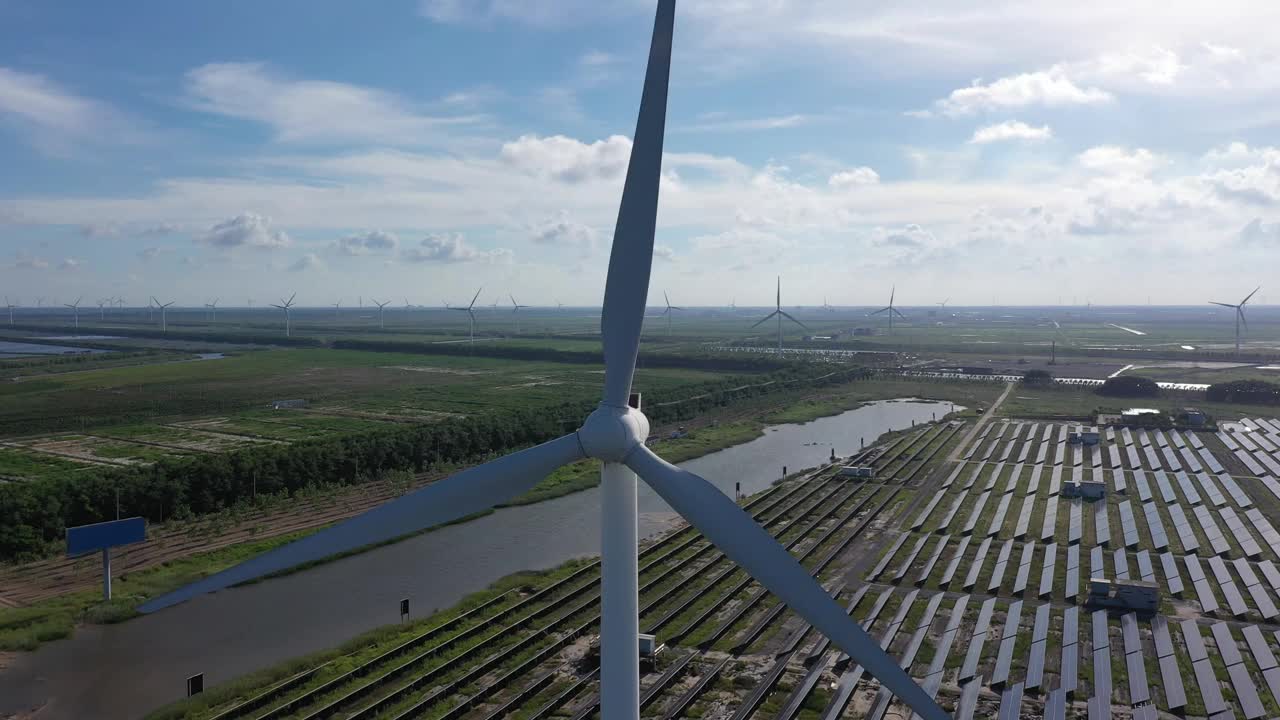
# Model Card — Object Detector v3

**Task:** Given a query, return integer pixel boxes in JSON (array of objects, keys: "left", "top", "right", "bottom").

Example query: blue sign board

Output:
[{"left": 66, "top": 517, "right": 146, "bottom": 557}]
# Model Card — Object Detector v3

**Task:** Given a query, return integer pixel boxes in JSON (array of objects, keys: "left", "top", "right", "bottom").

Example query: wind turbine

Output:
[
  {"left": 752, "top": 277, "right": 809, "bottom": 352},
  {"left": 205, "top": 298, "right": 219, "bottom": 323},
  {"left": 871, "top": 286, "right": 906, "bottom": 334},
  {"left": 821, "top": 296, "right": 835, "bottom": 313},
  {"left": 64, "top": 296, "right": 82, "bottom": 329},
  {"left": 271, "top": 293, "right": 296, "bottom": 337},
  {"left": 937, "top": 298, "right": 949, "bottom": 309},
  {"left": 97, "top": 298, "right": 108, "bottom": 320},
  {"left": 449, "top": 287, "right": 482, "bottom": 343},
  {"left": 151, "top": 296, "right": 175, "bottom": 332},
  {"left": 134, "top": 6, "right": 947, "bottom": 719},
  {"left": 1210, "top": 286, "right": 1260, "bottom": 357},
  {"left": 4, "top": 297, "right": 16, "bottom": 326},
  {"left": 371, "top": 298, "right": 391, "bottom": 329},
  {"left": 332, "top": 299, "right": 342, "bottom": 322},
  {"left": 510, "top": 294, "right": 530, "bottom": 334},
  {"left": 660, "top": 291, "right": 682, "bottom": 336}
]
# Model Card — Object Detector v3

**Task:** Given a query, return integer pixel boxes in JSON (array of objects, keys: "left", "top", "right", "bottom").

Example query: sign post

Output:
[
  {"left": 66, "top": 517, "right": 147, "bottom": 602},
  {"left": 400, "top": 598, "right": 410, "bottom": 622}
]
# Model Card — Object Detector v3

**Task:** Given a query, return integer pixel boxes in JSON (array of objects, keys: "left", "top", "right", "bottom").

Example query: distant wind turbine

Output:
[
  {"left": 97, "top": 298, "right": 108, "bottom": 320},
  {"left": 937, "top": 298, "right": 949, "bottom": 308},
  {"left": 871, "top": 286, "right": 906, "bottom": 334},
  {"left": 1210, "top": 286, "right": 1260, "bottom": 357},
  {"left": 135, "top": 9, "right": 950, "bottom": 717},
  {"left": 752, "top": 277, "right": 808, "bottom": 352},
  {"left": 660, "top": 291, "right": 682, "bottom": 336},
  {"left": 271, "top": 293, "right": 296, "bottom": 337},
  {"left": 371, "top": 298, "right": 391, "bottom": 329},
  {"left": 151, "top": 296, "right": 175, "bottom": 333},
  {"left": 449, "top": 288, "right": 482, "bottom": 342},
  {"left": 511, "top": 294, "right": 530, "bottom": 334},
  {"left": 204, "top": 298, "right": 219, "bottom": 322},
  {"left": 332, "top": 299, "right": 342, "bottom": 322},
  {"left": 821, "top": 296, "right": 835, "bottom": 313},
  {"left": 64, "top": 296, "right": 82, "bottom": 329},
  {"left": 4, "top": 297, "right": 16, "bottom": 325}
]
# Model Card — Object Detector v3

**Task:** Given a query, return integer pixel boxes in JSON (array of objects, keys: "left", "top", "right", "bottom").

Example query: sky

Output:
[{"left": 1, "top": 0, "right": 1279, "bottom": 308}]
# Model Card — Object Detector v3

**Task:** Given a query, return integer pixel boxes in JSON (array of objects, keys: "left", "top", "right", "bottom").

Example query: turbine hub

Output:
[{"left": 578, "top": 403, "right": 650, "bottom": 463}]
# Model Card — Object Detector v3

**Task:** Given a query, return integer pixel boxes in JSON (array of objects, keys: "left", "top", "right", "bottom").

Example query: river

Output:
[{"left": 0, "top": 398, "right": 954, "bottom": 720}]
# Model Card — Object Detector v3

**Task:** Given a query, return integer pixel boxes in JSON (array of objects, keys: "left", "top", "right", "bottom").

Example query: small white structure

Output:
[
  {"left": 638, "top": 633, "right": 660, "bottom": 657},
  {"left": 838, "top": 466, "right": 875, "bottom": 479},
  {"left": 1068, "top": 425, "right": 1100, "bottom": 445},
  {"left": 271, "top": 399, "right": 308, "bottom": 410}
]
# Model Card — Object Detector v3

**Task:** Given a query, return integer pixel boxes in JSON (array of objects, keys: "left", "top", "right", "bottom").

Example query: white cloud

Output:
[
  {"left": 1078, "top": 146, "right": 1165, "bottom": 176},
  {"left": 580, "top": 51, "right": 616, "bottom": 67},
  {"left": 334, "top": 230, "right": 399, "bottom": 255},
  {"left": 418, "top": 0, "right": 612, "bottom": 27},
  {"left": 500, "top": 134, "right": 632, "bottom": 183},
  {"left": 653, "top": 244, "right": 675, "bottom": 261},
  {"left": 12, "top": 252, "right": 49, "bottom": 270},
  {"left": 934, "top": 67, "right": 1112, "bottom": 116},
  {"left": 530, "top": 213, "right": 597, "bottom": 249},
  {"left": 678, "top": 114, "right": 814, "bottom": 132},
  {"left": 400, "top": 233, "right": 512, "bottom": 263},
  {"left": 1239, "top": 218, "right": 1280, "bottom": 245},
  {"left": 969, "top": 121, "right": 1053, "bottom": 144},
  {"left": 0, "top": 67, "right": 105, "bottom": 135},
  {"left": 289, "top": 253, "right": 323, "bottom": 272},
  {"left": 827, "top": 167, "right": 881, "bottom": 188},
  {"left": 197, "top": 213, "right": 292, "bottom": 249},
  {"left": 58, "top": 258, "right": 83, "bottom": 270},
  {"left": 185, "top": 63, "right": 479, "bottom": 145}
]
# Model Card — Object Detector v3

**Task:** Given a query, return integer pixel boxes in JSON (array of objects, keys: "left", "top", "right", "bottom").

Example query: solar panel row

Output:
[
  {"left": 1182, "top": 620, "right": 1230, "bottom": 716},
  {"left": 869, "top": 533, "right": 910, "bottom": 581},
  {"left": 990, "top": 599, "right": 1022, "bottom": 685},
  {"left": 916, "top": 535, "right": 949, "bottom": 585},
  {"left": 1220, "top": 506, "right": 1263, "bottom": 558},
  {"left": 1094, "top": 501, "right": 1111, "bottom": 547},
  {"left": 1090, "top": 610, "right": 1113, "bottom": 720},
  {"left": 989, "top": 492, "right": 1013, "bottom": 537},
  {"left": 1065, "top": 544, "right": 1080, "bottom": 599},
  {"left": 1192, "top": 504, "right": 1232, "bottom": 555},
  {"left": 959, "top": 597, "right": 997, "bottom": 681},
  {"left": 1159, "top": 552, "right": 1185, "bottom": 595},
  {"left": 1013, "top": 541, "right": 1036, "bottom": 595},
  {"left": 892, "top": 534, "right": 929, "bottom": 582},
  {"left": 1174, "top": 471, "right": 1201, "bottom": 504},
  {"left": 1118, "top": 500, "right": 1140, "bottom": 548},
  {"left": 963, "top": 537, "right": 993, "bottom": 590},
  {"left": 1142, "top": 502, "right": 1168, "bottom": 550},
  {"left": 1068, "top": 499, "right": 1083, "bottom": 544},
  {"left": 1120, "top": 612, "right": 1151, "bottom": 705},
  {"left": 1042, "top": 496, "right": 1059, "bottom": 542},
  {"left": 938, "top": 535, "right": 972, "bottom": 587},
  {"left": 1210, "top": 621, "right": 1267, "bottom": 719},
  {"left": 1184, "top": 554, "right": 1221, "bottom": 613},
  {"left": 988, "top": 539, "right": 1015, "bottom": 593},
  {"left": 1061, "top": 606, "right": 1079, "bottom": 695}
]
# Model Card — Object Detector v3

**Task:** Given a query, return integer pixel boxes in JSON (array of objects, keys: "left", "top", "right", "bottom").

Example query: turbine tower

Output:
[
  {"left": 96, "top": 298, "right": 109, "bottom": 320},
  {"left": 205, "top": 298, "right": 219, "bottom": 323},
  {"left": 510, "top": 295, "right": 530, "bottom": 334},
  {"left": 1210, "top": 286, "right": 1260, "bottom": 357},
  {"left": 151, "top": 296, "right": 175, "bottom": 333},
  {"left": 448, "top": 288, "right": 482, "bottom": 343},
  {"left": 63, "top": 296, "right": 82, "bottom": 329},
  {"left": 661, "top": 291, "right": 682, "bottom": 336},
  {"left": 134, "top": 5, "right": 947, "bottom": 719},
  {"left": 751, "top": 277, "right": 809, "bottom": 352},
  {"left": 822, "top": 297, "right": 835, "bottom": 313},
  {"left": 371, "top": 298, "right": 391, "bottom": 329},
  {"left": 4, "top": 297, "right": 16, "bottom": 326},
  {"left": 872, "top": 286, "right": 906, "bottom": 334},
  {"left": 271, "top": 293, "right": 296, "bottom": 337},
  {"left": 332, "top": 299, "right": 342, "bottom": 322}
]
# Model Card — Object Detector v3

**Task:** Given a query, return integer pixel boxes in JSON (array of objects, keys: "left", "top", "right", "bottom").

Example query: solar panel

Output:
[
  {"left": 1126, "top": 650, "right": 1151, "bottom": 704},
  {"left": 989, "top": 492, "right": 1013, "bottom": 537},
  {"left": 1178, "top": 445, "right": 1203, "bottom": 472},
  {"left": 1014, "top": 495, "right": 1035, "bottom": 539},
  {"left": 1211, "top": 621, "right": 1243, "bottom": 666},
  {"left": 1060, "top": 644, "right": 1078, "bottom": 695},
  {"left": 1109, "top": 468, "right": 1126, "bottom": 493},
  {"left": 1144, "top": 445, "right": 1162, "bottom": 471},
  {"left": 1138, "top": 429, "right": 1151, "bottom": 447},
  {"left": 1118, "top": 500, "right": 1140, "bottom": 548},
  {"left": 1042, "top": 496, "right": 1059, "bottom": 541},
  {"left": 1026, "top": 639, "right": 1046, "bottom": 690},
  {"left": 1158, "top": 655, "right": 1187, "bottom": 709},
  {"left": 1092, "top": 648, "right": 1113, "bottom": 711},
  {"left": 1155, "top": 430, "right": 1169, "bottom": 448},
  {"left": 962, "top": 491, "right": 991, "bottom": 535},
  {"left": 1091, "top": 446, "right": 1103, "bottom": 468},
  {"left": 869, "top": 533, "right": 910, "bottom": 580},
  {"left": 1181, "top": 619, "right": 1208, "bottom": 661},
  {"left": 1152, "top": 615, "right": 1175, "bottom": 657},
  {"left": 1193, "top": 504, "right": 1231, "bottom": 555},
  {"left": 1136, "top": 550, "right": 1155, "bottom": 582},
  {"left": 963, "top": 537, "right": 993, "bottom": 590},
  {"left": 1187, "top": 431, "right": 1205, "bottom": 449},
  {"left": 1054, "top": 442, "right": 1066, "bottom": 467},
  {"left": 917, "top": 535, "right": 950, "bottom": 585},
  {"left": 1161, "top": 445, "right": 1182, "bottom": 472},
  {"left": 1121, "top": 428, "right": 1133, "bottom": 446},
  {"left": 1133, "top": 469, "right": 1152, "bottom": 501},
  {"left": 1025, "top": 463, "right": 1044, "bottom": 495},
  {"left": 1120, "top": 612, "right": 1140, "bottom": 649},
  {"left": 911, "top": 493, "right": 945, "bottom": 530},
  {"left": 1159, "top": 552, "right": 1184, "bottom": 595},
  {"left": 1167, "top": 504, "right": 1199, "bottom": 552},
  {"left": 893, "top": 534, "right": 930, "bottom": 581},
  {"left": 1005, "top": 463, "right": 1023, "bottom": 494},
  {"left": 1017, "top": 436, "right": 1033, "bottom": 463},
  {"left": 938, "top": 535, "right": 971, "bottom": 587},
  {"left": 1049, "top": 465, "right": 1063, "bottom": 495},
  {"left": 988, "top": 539, "right": 1015, "bottom": 592},
  {"left": 1217, "top": 473, "right": 1251, "bottom": 507},
  {"left": 1193, "top": 658, "right": 1228, "bottom": 715},
  {"left": 1092, "top": 609, "right": 1110, "bottom": 649},
  {"left": 1108, "top": 445, "right": 1122, "bottom": 470},
  {"left": 941, "top": 463, "right": 966, "bottom": 489},
  {"left": 955, "top": 675, "right": 983, "bottom": 720},
  {"left": 1221, "top": 506, "right": 1263, "bottom": 558},
  {"left": 1113, "top": 548, "right": 1129, "bottom": 580},
  {"left": 1154, "top": 470, "right": 1176, "bottom": 503},
  {"left": 998, "top": 681, "right": 1023, "bottom": 720},
  {"left": 1068, "top": 499, "right": 1083, "bottom": 544},
  {"left": 1013, "top": 541, "right": 1035, "bottom": 595},
  {"left": 1065, "top": 544, "right": 1080, "bottom": 599},
  {"left": 1094, "top": 502, "right": 1111, "bottom": 546},
  {"left": 1142, "top": 502, "right": 1168, "bottom": 550},
  {"left": 1195, "top": 472, "right": 1226, "bottom": 507},
  {"left": 1199, "top": 447, "right": 1224, "bottom": 473},
  {"left": 938, "top": 493, "right": 967, "bottom": 529},
  {"left": 984, "top": 463, "right": 1002, "bottom": 491},
  {"left": 962, "top": 461, "right": 986, "bottom": 491},
  {"left": 1072, "top": 464, "right": 1083, "bottom": 485},
  {"left": 1035, "top": 442, "right": 1049, "bottom": 465},
  {"left": 959, "top": 597, "right": 997, "bottom": 681},
  {"left": 1058, "top": 424, "right": 1069, "bottom": 443},
  {"left": 1263, "top": 667, "right": 1280, "bottom": 710},
  {"left": 1218, "top": 430, "right": 1239, "bottom": 450},
  {"left": 1236, "top": 449, "right": 1266, "bottom": 476},
  {"left": 1242, "top": 625, "right": 1278, "bottom": 670},
  {"left": 991, "top": 635, "right": 1015, "bottom": 685},
  {"left": 1228, "top": 662, "right": 1267, "bottom": 719},
  {"left": 1175, "top": 471, "right": 1202, "bottom": 505},
  {"left": 1259, "top": 559, "right": 1280, "bottom": 594}
]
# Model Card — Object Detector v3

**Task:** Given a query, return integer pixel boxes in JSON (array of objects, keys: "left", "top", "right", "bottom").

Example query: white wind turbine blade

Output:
[
  {"left": 599, "top": 0, "right": 672, "bottom": 407},
  {"left": 1242, "top": 286, "right": 1261, "bottom": 306},
  {"left": 778, "top": 310, "right": 809, "bottom": 330},
  {"left": 893, "top": 307, "right": 907, "bottom": 319},
  {"left": 751, "top": 310, "right": 780, "bottom": 328},
  {"left": 870, "top": 306, "right": 892, "bottom": 315},
  {"left": 625, "top": 446, "right": 947, "bottom": 720},
  {"left": 1209, "top": 301, "right": 1237, "bottom": 309},
  {"left": 140, "top": 433, "right": 585, "bottom": 612}
]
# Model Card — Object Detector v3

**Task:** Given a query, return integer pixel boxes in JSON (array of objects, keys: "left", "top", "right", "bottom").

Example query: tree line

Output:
[{"left": 0, "top": 364, "right": 870, "bottom": 560}]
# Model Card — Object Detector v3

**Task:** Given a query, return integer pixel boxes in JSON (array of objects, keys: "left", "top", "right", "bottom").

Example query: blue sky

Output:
[{"left": 2, "top": 0, "right": 1280, "bottom": 307}]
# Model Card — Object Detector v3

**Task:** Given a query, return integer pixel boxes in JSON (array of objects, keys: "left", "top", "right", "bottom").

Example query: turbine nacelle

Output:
[{"left": 577, "top": 404, "right": 650, "bottom": 463}]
